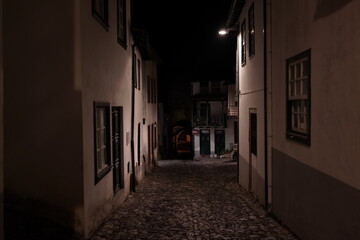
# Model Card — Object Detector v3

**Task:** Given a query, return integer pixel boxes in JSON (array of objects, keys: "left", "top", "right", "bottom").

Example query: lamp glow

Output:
[{"left": 218, "top": 29, "right": 228, "bottom": 35}]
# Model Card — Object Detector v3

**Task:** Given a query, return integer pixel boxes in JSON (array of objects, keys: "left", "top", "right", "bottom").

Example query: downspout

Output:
[
  {"left": 130, "top": 44, "right": 136, "bottom": 192},
  {"left": 263, "top": 0, "right": 272, "bottom": 210},
  {"left": 263, "top": 0, "right": 268, "bottom": 210}
]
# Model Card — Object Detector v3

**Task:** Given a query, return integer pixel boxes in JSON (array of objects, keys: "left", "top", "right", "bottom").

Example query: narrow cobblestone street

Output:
[{"left": 90, "top": 158, "right": 299, "bottom": 240}]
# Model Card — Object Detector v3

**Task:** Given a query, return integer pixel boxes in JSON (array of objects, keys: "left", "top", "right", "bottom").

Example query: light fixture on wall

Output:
[
  {"left": 218, "top": 27, "right": 238, "bottom": 36},
  {"left": 218, "top": 29, "right": 228, "bottom": 35}
]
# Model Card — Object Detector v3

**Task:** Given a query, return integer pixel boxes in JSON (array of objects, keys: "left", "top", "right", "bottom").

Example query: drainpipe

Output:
[
  {"left": 263, "top": 0, "right": 272, "bottom": 210},
  {"left": 130, "top": 45, "right": 136, "bottom": 192}
]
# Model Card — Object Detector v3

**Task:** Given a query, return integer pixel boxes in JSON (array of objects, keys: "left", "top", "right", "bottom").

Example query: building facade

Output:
[
  {"left": 191, "top": 81, "right": 236, "bottom": 158},
  {"left": 3, "top": 0, "right": 159, "bottom": 238},
  {"left": 227, "top": 0, "right": 360, "bottom": 239},
  {"left": 270, "top": 1, "right": 360, "bottom": 239}
]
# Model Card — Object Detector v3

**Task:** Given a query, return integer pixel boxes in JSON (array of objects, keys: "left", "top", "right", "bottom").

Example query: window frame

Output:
[
  {"left": 241, "top": 19, "right": 246, "bottom": 65},
  {"left": 248, "top": 2, "right": 255, "bottom": 58},
  {"left": 117, "top": 0, "right": 127, "bottom": 48},
  {"left": 133, "top": 53, "right": 138, "bottom": 89},
  {"left": 147, "top": 76, "right": 151, "bottom": 103},
  {"left": 137, "top": 59, "right": 141, "bottom": 90},
  {"left": 92, "top": 0, "right": 109, "bottom": 31},
  {"left": 286, "top": 49, "right": 311, "bottom": 145},
  {"left": 94, "top": 102, "right": 112, "bottom": 184}
]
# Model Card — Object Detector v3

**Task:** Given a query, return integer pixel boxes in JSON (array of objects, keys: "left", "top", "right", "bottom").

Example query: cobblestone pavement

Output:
[{"left": 90, "top": 158, "right": 299, "bottom": 240}]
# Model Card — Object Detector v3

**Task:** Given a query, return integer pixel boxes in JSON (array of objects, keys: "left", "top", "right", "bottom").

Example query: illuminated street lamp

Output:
[
  {"left": 218, "top": 29, "right": 228, "bottom": 35},
  {"left": 218, "top": 27, "right": 238, "bottom": 36}
]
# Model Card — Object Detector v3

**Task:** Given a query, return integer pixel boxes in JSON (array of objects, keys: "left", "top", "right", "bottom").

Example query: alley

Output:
[{"left": 90, "top": 159, "right": 298, "bottom": 240}]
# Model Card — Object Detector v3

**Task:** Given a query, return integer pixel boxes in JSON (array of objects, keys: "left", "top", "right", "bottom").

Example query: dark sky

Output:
[{"left": 131, "top": 1, "right": 236, "bottom": 83}]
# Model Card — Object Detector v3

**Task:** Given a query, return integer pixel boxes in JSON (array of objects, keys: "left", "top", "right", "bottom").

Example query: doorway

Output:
[
  {"left": 200, "top": 129, "right": 210, "bottom": 155},
  {"left": 112, "top": 107, "right": 124, "bottom": 192},
  {"left": 249, "top": 109, "right": 257, "bottom": 192},
  {"left": 215, "top": 130, "right": 225, "bottom": 156}
]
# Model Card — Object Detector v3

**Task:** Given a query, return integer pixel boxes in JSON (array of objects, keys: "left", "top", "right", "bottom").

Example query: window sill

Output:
[
  {"left": 95, "top": 165, "right": 112, "bottom": 185},
  {"left": 92, "top": 13, "right": 109, "bottom": 32},
  {"left": 286, "top": 131, "right": 310, "bottom": 146}
]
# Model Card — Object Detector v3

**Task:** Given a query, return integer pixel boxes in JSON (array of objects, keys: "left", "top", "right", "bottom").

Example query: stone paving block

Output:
[{"left": 89, "top": 158, "right": 299, "bottom": 240}]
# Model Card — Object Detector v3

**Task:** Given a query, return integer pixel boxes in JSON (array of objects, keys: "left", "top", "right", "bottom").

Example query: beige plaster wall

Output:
[
  {"left": 3, "top": 0, "right": 84, "bottom": 233},
  {"left": 238, "top": 0, "right": 266, "bottom": 205},
  {"left": 81, "top": 0, "right": 133, "bottom": 237},
  {"left": 271, "top": 0, "right": 360, "bottom": 191},
  {"left": 144, "top": 61, "right": 158, "bottom": 164},
  {"left": 134, "top": 48, "right": 145, "bottom": 183}
]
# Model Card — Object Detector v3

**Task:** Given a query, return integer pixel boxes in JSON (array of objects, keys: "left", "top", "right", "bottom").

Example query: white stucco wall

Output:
[
  {"left": 225, "top": 118, "right": 236, "bottom": 151},
  {"left": 272, "top": 0, "right": 360, "bottom": 192},
  {"left": 238, "top": 0, "right": 266, "bottom": 204},
  {"left": 81, "top": 0, "right": 133, "bottom": 237},
  {"left": 143, "top": 60, "right": 158, "bottom": 165}
]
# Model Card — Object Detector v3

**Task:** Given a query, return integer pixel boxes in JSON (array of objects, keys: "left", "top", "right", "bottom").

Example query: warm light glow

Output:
[{"left": 218, "top": 29, "right": 228, "bottom": 35}]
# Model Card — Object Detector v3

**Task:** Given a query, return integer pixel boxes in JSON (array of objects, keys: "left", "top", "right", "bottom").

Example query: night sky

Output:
[{"left": 131, "top": 1, "right": 237, "bottom": 84}]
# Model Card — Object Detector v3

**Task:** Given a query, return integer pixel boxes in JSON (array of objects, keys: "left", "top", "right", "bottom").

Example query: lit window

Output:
[{"left": 286, "top": 49, "right": 311, "bottom": 145}]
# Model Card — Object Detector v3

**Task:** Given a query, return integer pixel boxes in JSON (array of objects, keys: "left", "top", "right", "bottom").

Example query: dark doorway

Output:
[
  {"left": 200, "top": 129, "right": 210, "bottom": 155},
  {"left": 147, "top": 125, "right": 152, "bottom": 169},
  {"left": 215, "top": 130, "right": 225, "bottom": 156},
  {"left": 249, "top": 109, "right": 257, "bottom": 192},
  {"left": 137, "top": 123, "right": 141, "bottom": 166},
  {"left": 112, "top": 107, "right": 124, "bottom": 192},
  {"left": 234, "top": 121, "right": 238, "bottom": 144}
]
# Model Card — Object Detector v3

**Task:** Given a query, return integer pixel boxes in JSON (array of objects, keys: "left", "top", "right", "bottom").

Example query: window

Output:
[
  {"left": 241, "top": 19, "right": 246, "bottom": 65},
  {"left": 248, "top": 3, "right": 255, "bottom": 57},
  {"left": 117, "top": 0, "right": 127, "bottom": 48},
  {"left": 94, "top": 102, "right": 111, "bottom": 183},
  {"left": 147, "top": 76, "right": 151, "bottom": 103},
  {"left": 92, "top": 0, "right": 109, "bottom": 30},
  {"left": 152, "top": 78, "right": 156, "bottom": 103},
  {"left": 211, "top": 82, "right": 220, "bottom": 95},
  {"left": 154, "top": 79, "right": 157, "bottom": 103},
  {"left": 286, "top": 49, "right": 311, "bottom": 145},
  {"left": 200, "top": 82, "right": 208, "bottom": 95},
  {"left": 133, "top": 53, "right": 137, "bottom": 89},
  {"left": 137, "top": 59, "right": 141, "bottom": 90}
]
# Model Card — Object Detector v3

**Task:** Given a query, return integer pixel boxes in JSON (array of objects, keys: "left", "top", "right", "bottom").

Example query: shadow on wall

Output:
[{"left": 314, "top": 0, "right": 353, "bottom": 20}]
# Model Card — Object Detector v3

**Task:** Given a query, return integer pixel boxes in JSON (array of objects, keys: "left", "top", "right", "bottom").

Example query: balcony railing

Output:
[{"left": 192, "top": 114, "right": 226, "bottom": 127}]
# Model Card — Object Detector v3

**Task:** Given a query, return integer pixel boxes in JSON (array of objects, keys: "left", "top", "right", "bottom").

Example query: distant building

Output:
[
  {"left": 2, "top": 0, "right": 159, "bottom": 238},
  {"left": 226, "top": 0, "right": 360, "bottom": 239},
  {"left": 191, "top": 81, "right": 236, "bottom": 158}
]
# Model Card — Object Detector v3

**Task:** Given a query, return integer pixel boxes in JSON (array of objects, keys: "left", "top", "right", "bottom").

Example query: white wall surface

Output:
[
  {"left": 225, "top": 118, "right": 236, "bottom": 151},
  {"left": 237, "top": 0, "right": 266, "bottom": 203},
  {"left": 81, "top": 0, "right": 133, "bottom": 236},
  {"left": 272, "top": 0, "right": 360, "bottom": 191}
]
